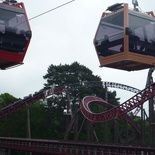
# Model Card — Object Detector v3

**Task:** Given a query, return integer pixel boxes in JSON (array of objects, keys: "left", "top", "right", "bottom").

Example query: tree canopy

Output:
[
  {"left": 43, "top": 62, "right": 120, "bottom": 105},
  {"left": 0, "top": 62, "right": 123, "bottom": 155},
  {"left": 43, "top": 62, "right": 120, "bottom": 141},
  {"left": 0, "top": 61, "right": 152, "bottom": 155}
]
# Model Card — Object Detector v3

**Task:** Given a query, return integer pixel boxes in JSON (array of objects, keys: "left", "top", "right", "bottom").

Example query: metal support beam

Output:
[{"left": 146, "top": 68, "right": 155, "bottom": 146}]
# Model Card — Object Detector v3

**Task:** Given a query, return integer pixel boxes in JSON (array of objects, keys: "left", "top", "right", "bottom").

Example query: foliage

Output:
[
  {"left": 1, "top": 62, "right": 149, "bottom": 155},
  {"left": 0, "top": 93, "right": 26, "bottom": 137},
  {"left": 43, "top": 62, "right": 120, "bottom": 104},
  {"left": 43, "top": 62, "right": 120, "bottom": 142},
  {"left": 0, "top": 93, "right": 17, "bottom": 108}
]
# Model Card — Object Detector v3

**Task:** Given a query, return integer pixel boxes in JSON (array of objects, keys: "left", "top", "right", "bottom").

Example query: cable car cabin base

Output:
[
  {"left": 0, "top": 2, "right": 32, "bottom": 70},
  {"left": 94, "top": 3, "right": 155, "bottom": 71},
  {"left": 99, "top": 52, "right": 155, "bottom": 71},
  {"left": 0, "top": 50, "right": 24, "bottom": 69},
  {"left": 0, "top": 61, "right": 23, "bottom": 70}
]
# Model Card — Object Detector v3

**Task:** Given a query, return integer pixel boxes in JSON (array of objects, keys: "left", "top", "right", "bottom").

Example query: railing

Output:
[{"left": 0, "top": 137, "right": 155, "bottom": 155}]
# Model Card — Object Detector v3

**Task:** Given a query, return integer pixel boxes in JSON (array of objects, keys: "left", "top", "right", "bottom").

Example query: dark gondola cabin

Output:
[
  {"left": 94, "top": 3, "right": 155, "bottom": 71},
  {"left": 0, "top": 1, "right": 31, "bottom": 69}
]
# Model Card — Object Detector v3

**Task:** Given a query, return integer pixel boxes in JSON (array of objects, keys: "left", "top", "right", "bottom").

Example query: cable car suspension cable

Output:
[{"left": 29, "top": 0, "right": 76, "bottom": 21}]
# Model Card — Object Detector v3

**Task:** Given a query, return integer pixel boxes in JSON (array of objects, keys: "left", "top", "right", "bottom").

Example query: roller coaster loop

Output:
[
  {"left": 0, "top": 80, "right": 143, "bottom": 140},
  {"left": 80, "top": 83, "right": 155, "bottom": 123},
  {"left": 81, "top": 96, "right": 140, "bottom": 135},
  {"left": 64, "top": 96, "right": 141, "bottom": 141}
]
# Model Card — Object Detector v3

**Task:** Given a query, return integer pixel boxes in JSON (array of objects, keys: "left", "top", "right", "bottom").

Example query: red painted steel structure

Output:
[
  {"left": 0, "top": 0, "right": 154, "bottom": 154},
  {"left": 80, "top": 96, "right": 140, "bottom": 137},
  {"left": 80, "top": 83, "right": 155, "bottom": 123},
  {"left": 0, "top": 86, "right": 66, "bottom": 118},
  {"left": 0, "top": 82, "right": 140, "bottom": 140},
  {"left": 0, "top": 83, "right": 155, "bottom": 154},
  {"left": 0, "top": 137, "right": 155, "bottom": 155}
]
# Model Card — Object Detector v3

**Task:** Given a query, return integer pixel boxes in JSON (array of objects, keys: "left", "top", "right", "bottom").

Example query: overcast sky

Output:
[{"left": 0, "top": 0, "right": 154, "bottom": 113}]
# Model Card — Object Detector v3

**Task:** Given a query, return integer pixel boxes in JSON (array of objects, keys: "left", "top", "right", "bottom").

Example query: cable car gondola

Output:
[
  {"left": 94, "top": 3, "right": 155, "bottom": 71},
  {"left": 0, "top": 0, "right": 31, "bottom": 69}
]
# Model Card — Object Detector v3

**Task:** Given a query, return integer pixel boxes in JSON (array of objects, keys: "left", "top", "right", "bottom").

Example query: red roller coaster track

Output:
[
  {"left": 80, "top": 83, "right": 155, "bottom": 123},
  {"left": 1, "top": 136, "right": 155, "bottom": 155},
  {"left": 79, "top": 96, "right": 140, "bottom": 136},
  {"left": 0, "top": 86, "right": 66, "bottom": 118},
  {"left": 0, "top": 83, "right": 155, "bottom": 154},
  {"left": 0, "top": 81, "right": 140, "bottom": 119}
]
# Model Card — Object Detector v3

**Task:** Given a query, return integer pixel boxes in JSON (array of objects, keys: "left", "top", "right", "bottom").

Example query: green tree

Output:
[
  {"left": 29, "top": 100, "right": 49, "bottom": 139},
  {"left": 0, "top": 94, "right": 48, "bottom": 139},
  {"left": 0, "top": 93, "right": 17, "bottom": 108},
  {"left": 43, "top": 62, "right": 119, "bottom": 104},
  {"left": 0, "top": 62, "right": 121, "bottom": 145},
  {"left": 43, "top": 62, "right": 120, "bottom": 141},
  {"left": 0, "top": 93, "right": 21, "bottom": 137}
]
